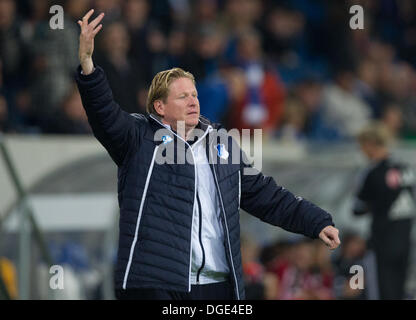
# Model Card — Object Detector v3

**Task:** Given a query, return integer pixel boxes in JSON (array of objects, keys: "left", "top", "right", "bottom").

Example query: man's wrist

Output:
[{"left": 80, "top": 58, "right": 94, "bottom": 75}]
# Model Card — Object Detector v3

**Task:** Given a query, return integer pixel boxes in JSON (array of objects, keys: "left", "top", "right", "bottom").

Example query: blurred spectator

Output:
[
  {"left": 123, "top": 0, "right": 151, "bottom": 67},
  {"left": 96, "top": 21, "right": 144, "bottom": 113},
  {"left": 260, "top": 5, "right": 309, "bottom": 85},
  {"left": 220, "top": 0, "right": 263, "bottom": 67},
  {"left": 66, "top": 0, "right": 92, "bottom": 22},
  {"left": 295, "top": 78, "right": 341, "bottom": 142},
  {"left": 0, "top": 94, "right": 10, "bottom": 132},
  {"left": 43, "top": 84, "right": 91, "bottom": 134},
  {"left": 332, "top": 231, "right": 368, "bottom": 300},
  {"left": 321, "top": 68, "right": 371, "bottom": 139},
  {"left": 193, "top": 0, "right": 219, "bottom": 25},
  {"left": 354, "top": 59, "right": 381, "bottom": 118},
  {"left": 0, "top": 0, "right": 29, "bottom": 88},
  {"left": 11, "top": 88, "right": 41, "bottom": 133},
  {"left": 241, "top": 234, "right": 278, "bottom": 300},
  {"left": 186, "top": 23, "right": 226, "bottom": 81},
  {"left": 168, "top": 0, "right": 191, "bottom": 26},
  {"left": 380, "top": 101, "right": 403, "bottom": 141},
  {"left": 222, "top": 0, "right": 263, "bottom": 35},
  {"left": 136, "top": 22, "right": 170, "bottom": 85},
  {"left": 0, "top": 0, "right": 31, "bottom": 130},
  {"left": 381, "top": 62, "right": 416, "bottom": 141},
  {"left": 396, "top": 0, "right": 416, "bottom": 66},
  {"left": 26, "top": 0, "right": 80, "bottom": 130},
  {"left": 261, "top": 5, "right": 305, "bottom": 62},
  {"left": 259, "top": 239, "right": 292, "bottom": 272},
  {"left": 0, "top": 257, "right": 18, "bottom": 299},
  {"left": 227, "top": 28, "right": 285, "bottom": 135},
  {"left": 270, "top": 238, "right": 334, "bottom": 300},
  {"left": 166, "top": 26, "right": 187, "bottom": 68},
  {"left": 184, "top": 23, "right": 229, "bottom": 123},
  {"left": 0, "top": 1, "right": 415, "bottom": 140},
  {"left": 311, "top": 241, "right": 335, "bottom": 297},
  {"left": 353, "top": 122, "right": 416, "bottom": 299},
  {"left": 93, "top": 0, "right": 121, "bottom": 22},
  {"left": 277, "top": 97, "right": 307, "bottom": 143}
]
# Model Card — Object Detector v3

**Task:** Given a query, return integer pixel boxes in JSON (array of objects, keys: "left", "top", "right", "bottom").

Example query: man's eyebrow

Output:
[{"left": 177, "top": 90, "right": 198, "bottom": 96}]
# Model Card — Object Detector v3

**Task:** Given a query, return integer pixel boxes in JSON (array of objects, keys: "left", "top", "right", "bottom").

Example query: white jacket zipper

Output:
[
  {"left": 149, "top": 115, "right": 210, "bottom": 292},
  {"left": 209, "top": 140, "right": 240, "bottom": 300},
  {"left": 123, "top": 145, "right": 159, "bottom": 289}
]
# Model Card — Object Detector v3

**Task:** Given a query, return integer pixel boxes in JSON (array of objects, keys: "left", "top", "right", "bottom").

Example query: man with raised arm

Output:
[{"left": 76, "top": 9, "right": 340, "bottom": 300}]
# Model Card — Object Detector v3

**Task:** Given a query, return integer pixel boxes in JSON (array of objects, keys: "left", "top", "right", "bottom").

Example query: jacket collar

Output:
[{"left": 147, "top": 113, "right": 213, "bottom": 145}]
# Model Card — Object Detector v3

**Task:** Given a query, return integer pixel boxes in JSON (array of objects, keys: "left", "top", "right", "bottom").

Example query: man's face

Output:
[
  {"left": 359, "top": 142, "right": 375, "bottom": 160},
  {"left": 157, "top": 77, "right": 200, "bottom": 130}
]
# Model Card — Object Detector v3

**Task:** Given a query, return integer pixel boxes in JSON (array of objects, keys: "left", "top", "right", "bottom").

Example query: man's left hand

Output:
[{"left": 319, "top": 226, "right": 341, "bottom": 250}]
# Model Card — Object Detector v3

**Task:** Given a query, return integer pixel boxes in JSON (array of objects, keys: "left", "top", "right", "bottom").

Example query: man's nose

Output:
[{"left": 188, "top": 96, "right": 198, "bottom": 106}]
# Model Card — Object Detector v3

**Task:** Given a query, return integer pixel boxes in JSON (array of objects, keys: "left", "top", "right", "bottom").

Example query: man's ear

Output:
[{"left": 154, "top": 100, "right": 165, "bottom": 117}]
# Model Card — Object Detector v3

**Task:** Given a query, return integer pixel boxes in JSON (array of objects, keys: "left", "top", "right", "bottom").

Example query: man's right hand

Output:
[{"left": 78, "top": 9, "right": 105, "bottom": 75}]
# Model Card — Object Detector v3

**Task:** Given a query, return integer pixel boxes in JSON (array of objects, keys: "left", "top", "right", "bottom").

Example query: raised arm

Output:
[
  {"left": 78, "top": 9, "right": 103, "bottom": 75},
  {"left": 76, "top": 10, "right": 140, "bottom": 166}
]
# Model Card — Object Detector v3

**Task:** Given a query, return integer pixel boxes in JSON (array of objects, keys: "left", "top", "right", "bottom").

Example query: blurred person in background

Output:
[
  {"left": 260, "top": 239, "right": 292, "bottom": 275},
  {"left": 0, "top": 0, "right": 31, "bottom": 130},
  {"left": 43, "top": 84, "right": 91, "bottom": 134},
  {"left": 321, "top": 67, "right": 371, "bottom": 140},
  {"left": 221, "top": 0, "right": 263, "bottom": 38},
  {"left": 123, "top": 0, "right": 150, "bottom": 64},
  {"left": 227, "top": 28, "right": 285, "bottom": 136},
  {"left": 240, "top": 234, "right": 278, "bottom": 300},
  {"left": 354, "top": 58, "right": 381, "bottom": 118},
  {"left": 276, "top": 97, "right": 307, "bottom": 143},
  {"left": 219, "top": 0, "right": 263, "bottom": 69},
  {"left": 380, "top": 101, "right": 403, "bottom": 141},
  {"left": 9, "top": 88, "right": 40, "bottom": 133},
  {"left": 0, "top": 94, "right": 11, "bottom": 132},
  {"left": 95, "top": 21, "right": 143, "bottom": 113},
  {"left": 185, "top": 23, "right": 229, "bottom": 124},
  {"left": 353, "top": 122, "right": 416, "bottom": 299},
  {"left": 167, "top": 0, "right": 191, "bottom": 26},
  {"left": 93, "top": 0, "right": 121, "bottom": 22},
  {"left": 137, "top": 22, "right": 170, "bottom": 85},
  {"left": 66, "top": 0, "right": 93, "bottom": 25},
  {"left": 273, "top": 238, "right": 334, "bottom": 300},
  {"left": 185, "top": 23, "right": 225, "bottom": 81},
  {"left": 122, "top": 0, "right": 172, "bottom": 88},
  {"left": 166, "top": 25, "right": 187, "bottom": 68},
  {"left": 332, "top": 231, "right": 368, "bottom": 300},
  {"left": 260, "top": 4, "right": 309, "bottom": 85},
  {"left": 0, "top": 257, "right": 18, "bottom": 299},
  {"left": 382, "top": 62, "right": 416, "bottom": 141},
  {"left": 294, "top": 78, "right": 341, "bottom": 142},
  {"left": 28, "top": 0, "right": 80, "bottom": 127},
  {"left": 192, "top": 0, "right": 220, "bottom": 26},
  {"left": 0, "top": 0, "right": 29, "bottom": 88},
  {"left": 311, "top": 240, "right": 335, "bottom": 298}
]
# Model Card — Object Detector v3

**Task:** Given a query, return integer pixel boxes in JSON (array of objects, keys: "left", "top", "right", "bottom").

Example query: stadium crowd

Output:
[
  {"left": 241, "top": 231, "right": 382, "bottom": 300},
  {"left": 1, "top": 0, "right": 416, "bottom": 142}
]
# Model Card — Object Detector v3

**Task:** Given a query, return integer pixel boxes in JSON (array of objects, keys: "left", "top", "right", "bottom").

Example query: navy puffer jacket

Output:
[{"left": 75, "top": 66, "right": 335, "bottom": 300}]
